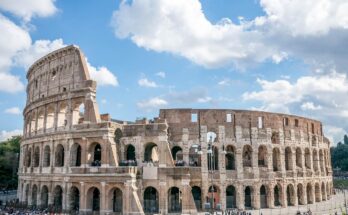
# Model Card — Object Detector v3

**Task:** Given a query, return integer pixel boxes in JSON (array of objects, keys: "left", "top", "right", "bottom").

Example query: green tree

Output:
[{"left": 0, "top": 136, "right": 21, "bottom": 190}]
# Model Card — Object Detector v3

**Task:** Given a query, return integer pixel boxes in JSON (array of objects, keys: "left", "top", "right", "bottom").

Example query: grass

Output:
[{"left": 334, "top": 178, "right": 348, "bottom": 189}]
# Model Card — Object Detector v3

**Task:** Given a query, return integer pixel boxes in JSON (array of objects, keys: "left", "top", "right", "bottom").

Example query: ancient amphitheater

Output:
[{"left": 18, "top": 45, "right": 333, "bottom": 214}]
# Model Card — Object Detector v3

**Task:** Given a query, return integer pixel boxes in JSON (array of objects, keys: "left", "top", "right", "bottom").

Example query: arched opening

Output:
[
  {"left": 171, "top": 146, "right": 183, "bottom": 161},
  {"left": 273, "top": 148, "right": 281, "bottom": 171},
  {"left": 207, "top": 146, "right": 218, "bottom": 170},
  {"left": 126, "top": 144, "right": 136, "bottom": 161},
  {"left": 30, "top": 111, "right": 37, "bottom": 133},
  {"left": 69, "top": 186, "right": 80, "bottom": 212},
  {"left": 189, "top": 145, "right": 201, "bottom": 166},
  {"left": 192, "top": 186, "right": 202, "bottom": 210},
  {"left": 144, "top": 143, "right": 159, "bottom": 163},
  {"left": 258, "top": 145, "right": 267, "bottom": 167},
  {"left": 244, "top": 186, "right": 252, "bottom": 208},
  {"left": 37, "top": 109, "right": 45, "bottom": 131},
  {"left": 57, "top": 101, "right": 67, "bottom": 127},
  {"left": 72, "top": 102, "right": 85, "bottom": 125},
  {"left": 43, "top": 145, "right": 50, "bottom": 167},
  {"left": 321, "top": 182, "right": 326, "bottom": 201},
  {"left": 87, "top": 187, "right": 100, "bottom": 212},
  {"left": 143, "top": 187, "right": 159, "bottom": 213},
  {"left": 114, "top": 128, "right": 123, "bottom": 144},
  {"left": 41, "top": 185, "right": 49, "bottom": 208},
  {"left": 70, "top": 143, "right": 81, "bottom": 167},
  {"left": 315, "top": 183, "right": 321, "bottom": 202},
  {"left": 285, "top": 147, "right": 293, "bottom": 170},
  {"left": 296, "top": 148, "right": 302, "bottom": 168},
  {"left": 313, "top": 150, "right": 319, "bottom": 171},
  {"left": 109, "top": 188, "right": 122, "bottom": 213},
  {"left": 53, "top": 185, "right": 63, "bottom": 212},
  {"left": 226, "top": 185, "right": 236, "bottom": 209},
  {"left": 45, "top": 105, "right": 55, "bottom": 129},
  {"left": 55, "top": 144, "right": 65, "bottom": 167},
  {"left": 89, "top": 143, "right": 101, "bottom": 166},
  {"left": 297, "top": 184, "right": 304, "bottom": 205},
  {"left": 305, "top": 148, "right": 311, "bottom": 169},
  {"left": 208, "top": 185, "right": 220, "bottom": 209},
  {"left": 168, "top": 187, "right": 182, "bottom": 213},
  {"left": 32, "top": 185, "right": 38, "bottom": 207},
  {"left": 25, "top": 148, "right": 32, "bottom": 167},
  {"left": 25, "top": 184, "right": 29, "bottom": 203},
  {"left": 274, "top": 185, "right": 282, "bottom": 207},
  {"left": 33, "top": 146, "right": 40, "bottom": 167},
  {"left": 260, "top": 185, "right": 267, "bottom": 208},
  {"left": 225, "top": 145, "right": 235, "bottom": 170},
  {"left": 286, "top": 184, "right": 295, "bottom": 206},
  {"left": 307, "top": 183, "right": 313, "bottom": 204},
  {"left": 243, "top": 145, "right": 252, "bottom": 167}
]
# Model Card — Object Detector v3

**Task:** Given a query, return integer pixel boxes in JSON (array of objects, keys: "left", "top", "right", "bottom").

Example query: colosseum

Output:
[{"left": 18, "top": 45, "right": 333, "bottom": 214}]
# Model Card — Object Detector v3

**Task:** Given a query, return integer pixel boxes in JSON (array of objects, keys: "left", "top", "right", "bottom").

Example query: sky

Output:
[{"left": 0, "top": 0, "right": 348, "bottom": 144}]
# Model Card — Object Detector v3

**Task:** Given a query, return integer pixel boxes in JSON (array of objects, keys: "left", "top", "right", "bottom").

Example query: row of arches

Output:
[{"left": 23, "top": 143, "right": 102, "bottom": 168}]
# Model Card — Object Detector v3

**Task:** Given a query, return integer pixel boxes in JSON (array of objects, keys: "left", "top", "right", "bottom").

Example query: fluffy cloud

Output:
[
  {"left": 87, "top": 60, "right": 119, "bottom": 87},
  {"left": 0, "top": 73, "right": 25, "bottom": 93},
  {"left": 4, "top": 107, "right": 21, "bottom": 115},
  {"left": 0, "top": 0, "right": 57, "bottom": 22},
  {"left": 0, "top": 129, "right": 22, "bottom": 141},
  {"left": 137, "top": 97, "right": 167, "bottom": 111},
  {"left": 111, "top": 0, "right": 280, "bottom": 69},
  {"left": 138, "top": 78, "right": 158, "bottom": 88},
  {"left": 301, "top": 102, "right": 322, "bottom": 111},
  {"left": 156, "top": 71, "right": 166, "bottom": 78}
]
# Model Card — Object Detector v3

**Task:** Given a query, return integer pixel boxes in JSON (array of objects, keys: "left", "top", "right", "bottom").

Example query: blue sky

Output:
[{"left": 0, "top": 0, "right": 347, "bottom": 144}]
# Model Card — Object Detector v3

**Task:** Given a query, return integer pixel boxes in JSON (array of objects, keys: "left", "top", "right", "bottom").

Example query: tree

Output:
[
  {"left": 0, "top": 136, "right": 21, "bottom": 190},
  {"left": 344, "top": 135, "right": 348, "bottom": 145}
]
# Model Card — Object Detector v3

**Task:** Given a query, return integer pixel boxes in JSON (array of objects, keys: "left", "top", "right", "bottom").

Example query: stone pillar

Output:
[
  {"left": 293, "top": 184, "right": 298, "bottom": 206},
  {"left": 54, "top": 102, "right": 59, "bottom": 131},
  {"left": 159, "top": 181, "right": 167, "bottom": 214},
  {"left": 236, "top": 185, "right": 244, "bottom": 210},
  {"left": 43, "top": 105, "right": 47, "bottom": 133},
  {"left": 235, "top": 149, "right": 243, "bottom": 179},
  {"left": 100, "top": 182, "right": 107, "bottom": 214},
  {"left": 281, "top": 184, "right": 287, "bottom": 208},
  {"left": 292, "top": 149, "right": 296, "bottom": 171},
  {"left": 79, "top": 182, "right": 87, "bottom": 214},
  {"left": 81, "top": 138, "right": 87, "bottom": 167},
  {"left": 268, "top": 185, "right": 274, "bottom": 208},
  {"left": 253, "top": 185, "right": 260, "bottom": 209},
  {"left": 220, "top": 184, "right": 226, "bottom": 211},
  {"left": 50, "top": 140, "right": 55, "bottom": 168},
  {"left": 62, "top": 182, "right": 67, "bottom": 210}
]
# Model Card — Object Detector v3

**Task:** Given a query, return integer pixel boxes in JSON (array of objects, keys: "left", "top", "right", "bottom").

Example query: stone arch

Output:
[
  {"left": 45, "top": 104, "right": 55, "bottom": 129},
  {"left": 273, "top": 147, "right": 281, "bottom": 171},
  {"left": 286, "top": 184, "right": 295, "bottom": 206},
  {"left": 192, "top": 186, "right": 202, "bottom": 210},
  {"left": 69, "top": 186, "right": 80, "bottom": 212},
  {"left": 114, "top": 128, "right": 123, "bottom": 144},
  {"left": 189, "top": 145, "right": 201, "bottom": 166},
  {"left": 30, "top": 111, "right": 37, "bottom": 133},
  {"left": 143, "top": 186, "right": 159, "bottom": 213},
  {"left": 55, "top": 144, "right": 64, "bottom": 167},
  {"left": 53, "top": 185, "right": 63, "bottom": 211},
  {"left": 226, "top": 185, "right": 236, "bottom": 209},
  {"left": 108, "top": 187, "right": 123, "bottom": 213},
  {"left": 37, "top": 108, "right": 45, "bottom": 131},
  {"left": 274, "top": 184, "right": 282, "bottom": 207},
  {"left": 33, "top": 146, "right": 40, "bottom": 167},
  {"left": 243, "top": 145, "right": 252, "bottom": 167},
  {"left": 297, "top": 183, "right": 305, "bottom": 205},
  {"left": 41, "top": 185, "right": 49, "bottom": 208},
  {"left": 285, "top": 147, "right": 293, "bottom": 171},
  {"left": 70, "top": 143, "right": 81, "bottom": 167},
  {"left": 260, "top": 185, "right": 268, "bottom": 208},
  {"left": 87, "top": 187, "right": 100, "bottom": 212},
  {"left": 306, "top": 183, "right": 314, "bottom": 204},
  {"left": 313, "top": 149, "right": 319, "bottom": 171},
  {"left": 315, "top": 183, "right": 321, "bottom": 202},
  {"left": 244, "top": 186, "right": 253, "bottom": 208},
  {"left": 88, "top": 142, "right": 102, "bottom": 166},
  {"left": 144, "top": 142, "right": 159, "bottom": 163},
  {"left": 168, "top": 187, "right": 182, "bottom": 213},
  {"left": 43, "top": 145, "right": 50, "bottom": 167},
  {"left": 31, "top": 184, "right": 38, "bottom": 207},
  {"left": 305, "top": 148, "right": 311, "bottom": 169},
  {"left": 72, "top": 100, "right": 85, "bottom": 125},
  {"left": 125, "top": 144, "right": 136, "bottom": 161},
  {"left": 208, "top": 185, "right": 220, "bottom": 209},
  {"left": 258, "top": 145, "right": 267, "bottom": 167},
  {"left": 225, "top": 145, "right": 235, "bottom": 170},
  {"left": 296, "top": 148, "right": 302, "bottom": 168},
  {"left": 25, "top": 147, "right": 32, "bottom": 167},
  {"left": 57, "top": 101, "right": 68, "bottom": 127},
  {"left": 171, "top": 146, "right": 183, "bottom": 161},
  {"left": 321, "top": 182, "right": 326, "bottom": 201},
  {"left": 207, "top": 146, "right": 218, "bottom": 170}
]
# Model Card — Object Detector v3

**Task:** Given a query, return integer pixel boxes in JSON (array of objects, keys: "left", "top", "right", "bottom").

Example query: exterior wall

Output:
[{"left": 18, "top": 46, "right": 334, "bottom": 215}]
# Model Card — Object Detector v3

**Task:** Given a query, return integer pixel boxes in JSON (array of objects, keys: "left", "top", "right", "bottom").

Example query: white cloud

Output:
[
  {"left": 0, "top": 73, "right": 25, "bottom": 93},
  {"left": 156, "top": 71, "right": 166, "bottom": 78},
  {"left": 0, "top": 0, "right": 57, "bottom": 22},
  {"left": 111, "top": 0, "right": 280, "bottom": 69},
  {"left": 138, "top": 78, "right": 158, "bottom": 88},
  {"left": 4, "top": 107, "right": 21, "bottom": 115},
  {"left": 301, "top": 102, "right": 322, "bottom": 111},
  {"left": 197, "top": 96, "right": 212, "bottom": 103},
  {"left": 324, "top": 125, "right": 347, "bottom": 146},
  {"left": 0, "top": 129, "right": 22, "bottom": 141},
  {"left": 86, "top": 59, "right": 119, "bottom": 87},
  {"left": 137, "top": 97, "right": 167, "bottom": 111},
  {"left": 218, "top": 78, "right": 231, "bottom": 86}
]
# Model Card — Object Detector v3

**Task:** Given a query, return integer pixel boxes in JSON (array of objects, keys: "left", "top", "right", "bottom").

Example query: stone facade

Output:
[{"left": 18, "top": 45, "right": 333, "bottom": 214}]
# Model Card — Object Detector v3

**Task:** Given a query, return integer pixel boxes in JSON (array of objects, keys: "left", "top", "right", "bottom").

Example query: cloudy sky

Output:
[{"left": 0, "top": 0, "right": 347, "bottom": 144}]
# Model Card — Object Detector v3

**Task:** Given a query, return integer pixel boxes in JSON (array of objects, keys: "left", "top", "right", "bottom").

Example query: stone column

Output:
[
  {"left": 235, "top": 149, "right": 243, "bottom": 179},
  {"left": 100, "top": 182, "right": 107, "bottom": 214},
  {"left": 293, "top": 184, "right": 298, "bottom": 206},
  {"left": 159, "top": 181, "right": 167, "bottom": 214},
  {"left": 236, "top": 185, "right": 244, "bottom": 210},
  {"left": 281, "top": 184, "right": 287, "bottom": 208},
  {"left": 62, "top": 182, "right": 67, "bottom": 210},
  {"left": 79, "top": 182, "right": 87, "bottom": 214},
  {"left": 54, "top": 102, "right": 59, "bottom": 131},
  {"left": 292, "top": 149, "right": 296, "bottom": 171},
  {"left": 220, "top": 184, "right": 226, "bottom": 211},
  {"left": 253, "top": 185, "right": 260, "bottom": 209},
  {"left": 268, "top": 185, "right": 275, "bottom": 208},
  {"left": 81, "top": 138, "right": 87, "bottom": 167},
  {"left": 43, "top": 105, "right": 47, "bottom": 133}
]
